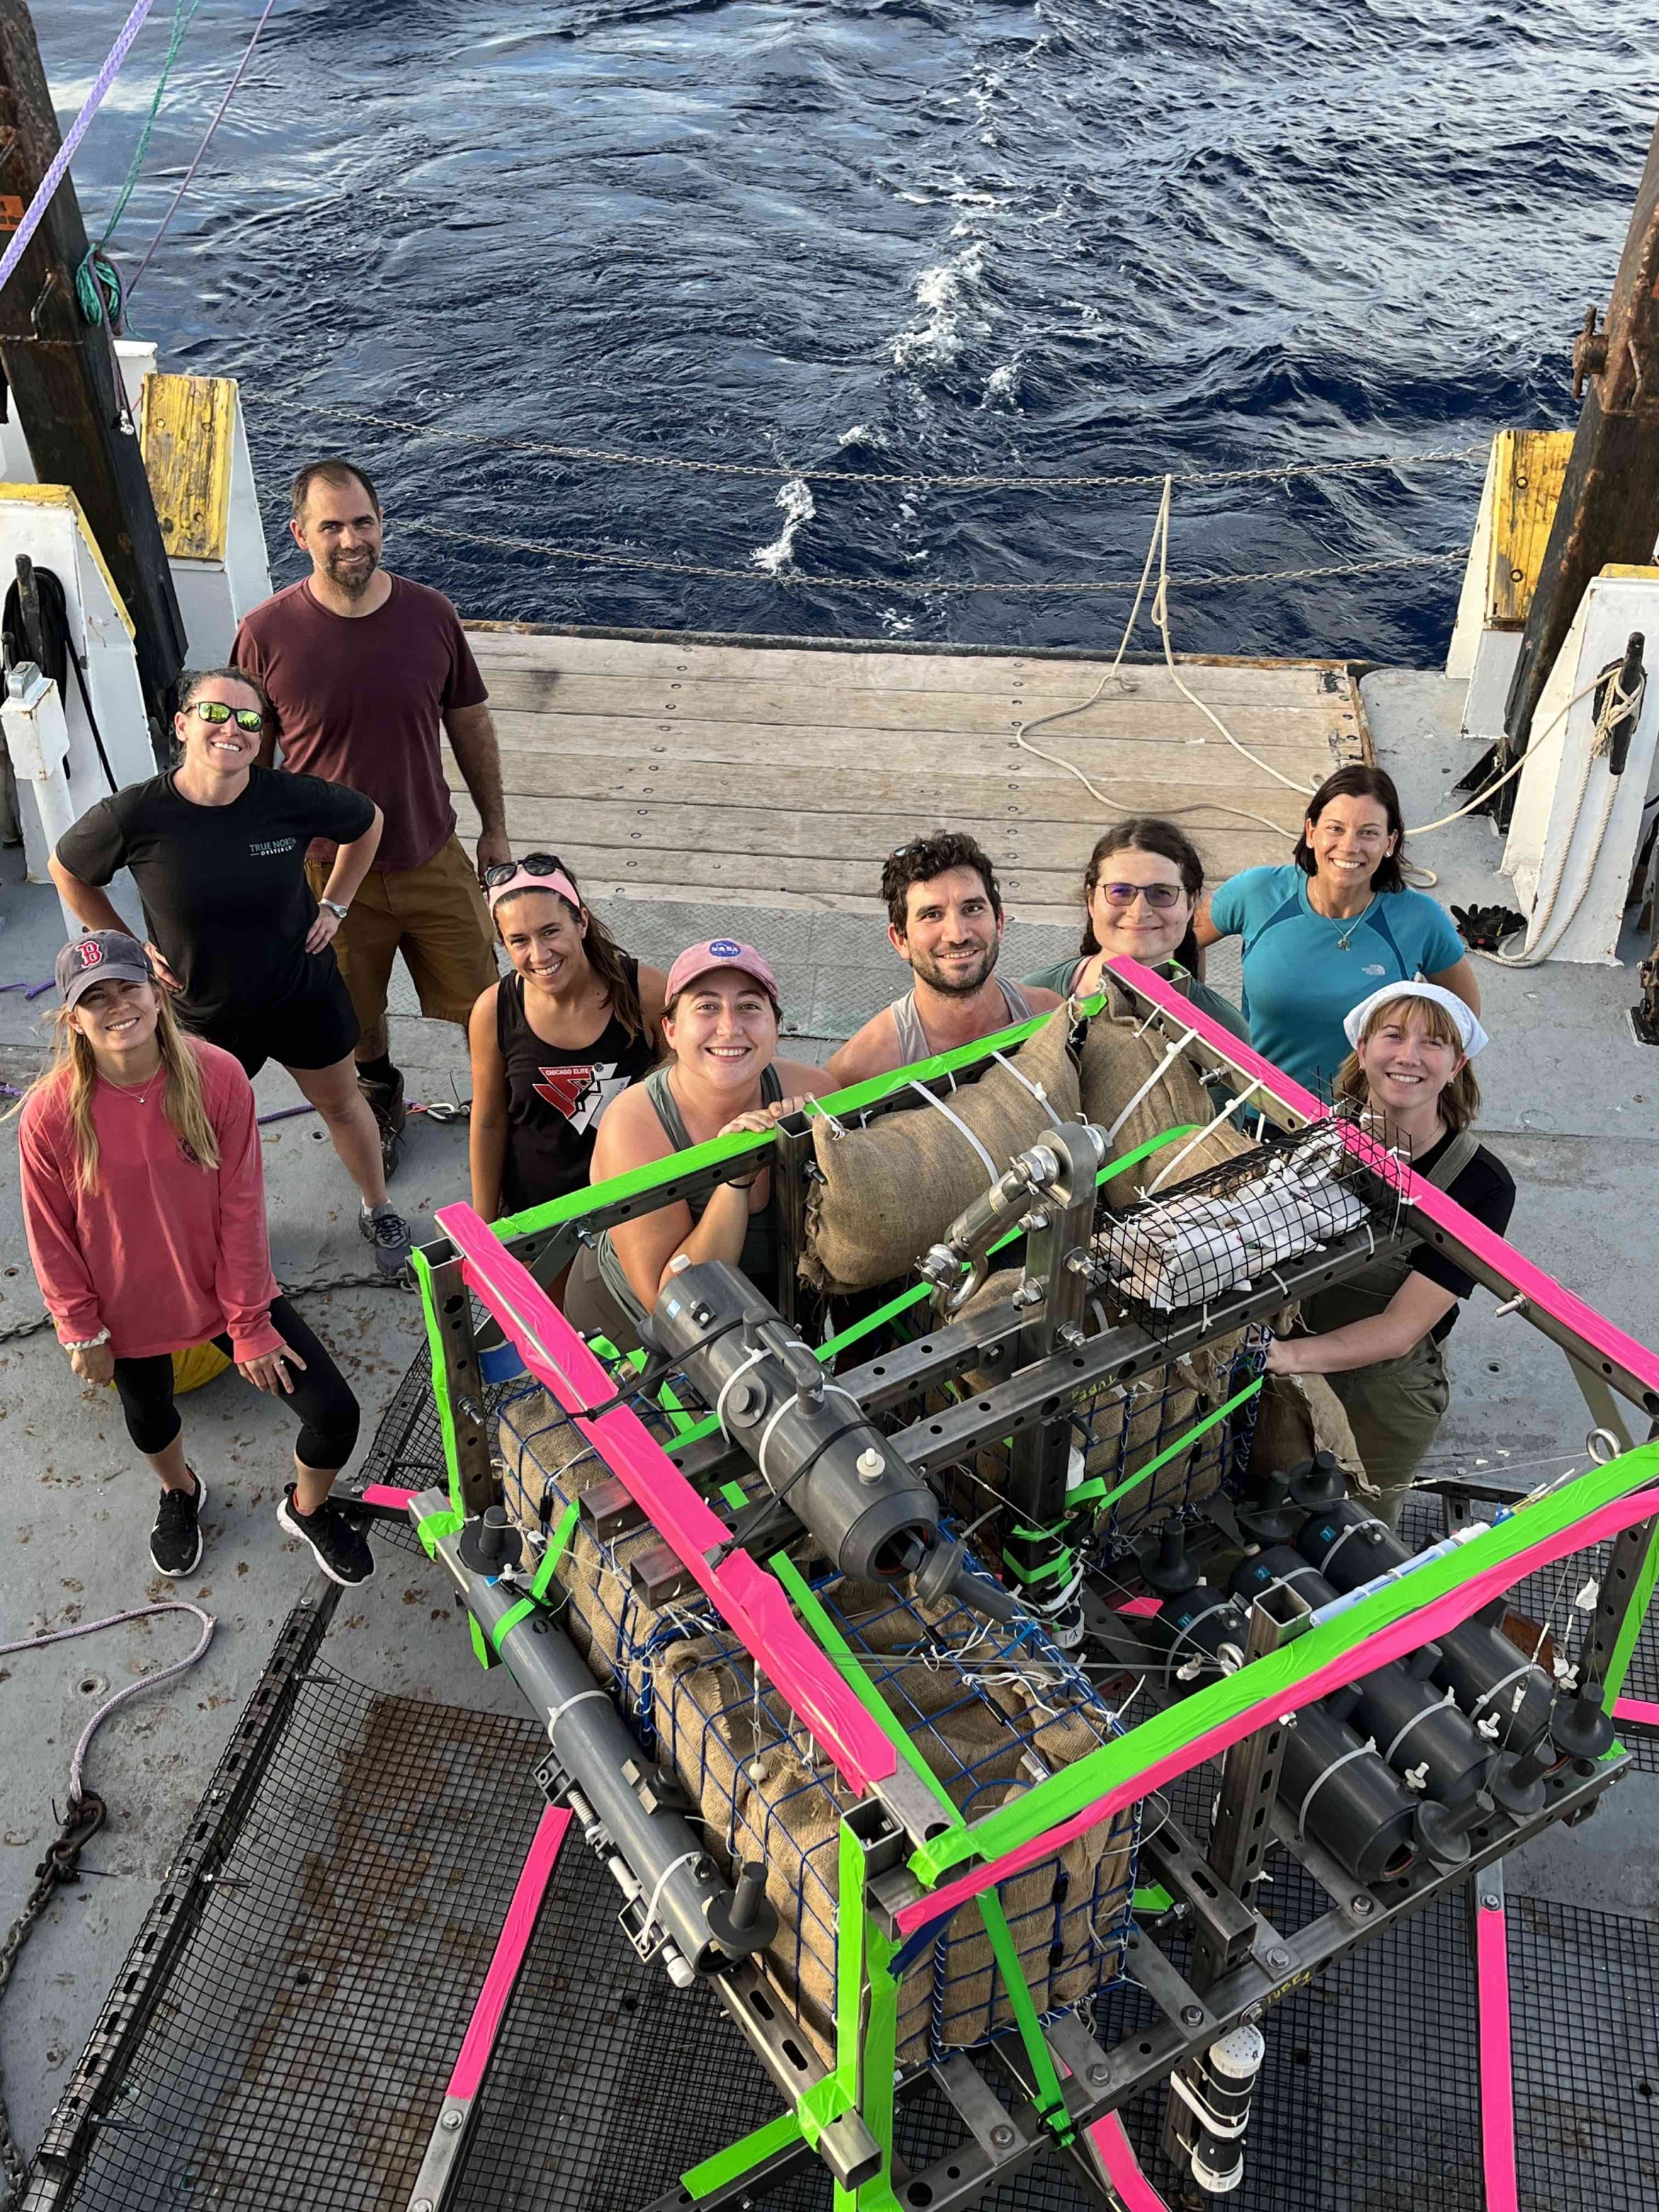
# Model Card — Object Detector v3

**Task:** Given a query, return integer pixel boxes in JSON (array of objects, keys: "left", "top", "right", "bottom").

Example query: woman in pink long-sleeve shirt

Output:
[{"left": 16, "top": 934, "right": 371, "bottom": 1586}]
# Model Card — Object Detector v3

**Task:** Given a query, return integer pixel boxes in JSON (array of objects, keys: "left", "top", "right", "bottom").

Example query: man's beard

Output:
[
  {"left": 909, "top": 937, "right": 998, "bottom": 998},
  {"left": 326, "top": 545, "right": 380, "bottom": 598}
]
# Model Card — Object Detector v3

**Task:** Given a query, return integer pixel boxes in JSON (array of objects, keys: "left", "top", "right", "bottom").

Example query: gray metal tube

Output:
[{"left": 425, "top": 1502, "right": 736, "bottom": 1977}]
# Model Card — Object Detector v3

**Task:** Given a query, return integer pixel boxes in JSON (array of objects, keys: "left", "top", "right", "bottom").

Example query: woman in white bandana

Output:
[{"left": 1265, "top": 983, "right": 1513, "bottom": 1531}]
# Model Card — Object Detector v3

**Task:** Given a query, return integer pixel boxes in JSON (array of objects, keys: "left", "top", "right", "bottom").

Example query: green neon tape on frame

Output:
[
  {"left": 777, "top": 1554, "right": 1075, "bottom": 2166},
  {"left": 910, "top": 1439, "right": 1659, "bottom": 1884},
  {"left": 411, "top": 1244, "right": 470, "bottom": 1518},
  {"left": 1076, "top": 1376, "right": 1265, "bottom": 1521},
  {"left": 530, "top": 1499, "right": 581, "bottom": 1602},
  {"left": 415, "top": 1506, "right": 463, "bottom": 1561},
  {"left": 1602, "top": 1514, "right": 1659, "bottom": 1706},
  {"left": 491, "top": 1597, "right": 537, "bottom": 1654},
  {"left": 680, "top": 2109, "right": 803, "bottom": 2200},
  {"left": 468, "top": 1614, "right": 493, "bottom": 1670}
]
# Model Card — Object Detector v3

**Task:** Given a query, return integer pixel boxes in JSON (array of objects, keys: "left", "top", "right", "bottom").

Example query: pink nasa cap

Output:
[{"left": 664, "top": 938, "right": 780, "bottom": 1008}]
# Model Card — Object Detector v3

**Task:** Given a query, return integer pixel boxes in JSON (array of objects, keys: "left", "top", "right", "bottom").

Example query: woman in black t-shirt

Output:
[
  {"left": 49, "top": 668, "right": 415, "bottom": 1275},
  {"left": 467, "top": 857, "right": 667, "bottom": 1283},
  {"left": 1264, "top": 983, "right": 1515, "bottom": 1531}
]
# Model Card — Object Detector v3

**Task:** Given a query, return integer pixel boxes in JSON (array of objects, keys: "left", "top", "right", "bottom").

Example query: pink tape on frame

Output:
[
  {"left": 448, "top": 1804, "right": 570, "bottom": 2101},
  {"left": 1475, "top": 1896, "right": 1521, "bottom": 2212},
  {"left": 894, "top": 1480, "right": 1659, "bottom": 1938},
  {"left": 1107, "top": 956, "right": 1659, "bottom": 1403},
  {"left": 361, "top": 1483, "right": 418, "bottom": 1509},
  {"left": 1088, "top": 2113, "right": 1171, "bottom": 2211},
  {"left": 434, "top": 1202, "right": 897, "bottom": 1797},
  {"left": 1614, "top": 1697, "right": 1659, "bottom": 1727}
]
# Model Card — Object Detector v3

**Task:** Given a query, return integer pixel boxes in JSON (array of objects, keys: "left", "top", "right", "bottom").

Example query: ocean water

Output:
[{"left": 41, "top": 0, "right": 1657, "bottom": 662}]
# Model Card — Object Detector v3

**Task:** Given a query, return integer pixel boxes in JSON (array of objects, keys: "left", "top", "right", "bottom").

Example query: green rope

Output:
[{"left": 77, "top": 0, "right": 203, "bottom": 326}]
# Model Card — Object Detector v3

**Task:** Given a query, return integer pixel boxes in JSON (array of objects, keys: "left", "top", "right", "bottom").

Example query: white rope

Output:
[
  {"left": 1011, "top": 481, "right": 1304, "bottom": 835},
  {"left": 0, "top": 1600, "right": 215, "bottom": 1806}
]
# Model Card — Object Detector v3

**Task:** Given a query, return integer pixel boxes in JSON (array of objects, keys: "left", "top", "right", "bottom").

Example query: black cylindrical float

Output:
[
  {"left": 1229, "top": 1546, "right": 1493, "bottom": 1806},
  {"left": 1151, "top": 1587, "right": 1421, "bottom": 1886},
  {"left": 1296, "top": 1499, "right": 1557, "bottom": 1753}
]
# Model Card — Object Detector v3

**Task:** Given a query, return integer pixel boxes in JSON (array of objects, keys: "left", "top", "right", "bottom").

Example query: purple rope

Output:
[
  {"left": 128, "top": 0, "right": 281, "bottom": 298},
  {"left": 0, "top": 0, "right": 162, "bottom": 303}
]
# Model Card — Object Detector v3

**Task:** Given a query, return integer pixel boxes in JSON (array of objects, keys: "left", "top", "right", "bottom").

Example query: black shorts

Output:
[{"left": 196, "top": 960, "right": 360, "bottom": 1079}]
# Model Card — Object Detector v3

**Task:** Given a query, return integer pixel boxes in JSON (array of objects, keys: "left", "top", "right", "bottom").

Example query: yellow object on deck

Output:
[
  {"left": 172, "top": 1341, "right": 233, "bottom": 1392},
  {"left": 1486, "top": 428, "right": 1572, "bottom": 626},
  {"left": 139, "top": 373, "right": 236, "bottom": 562}
]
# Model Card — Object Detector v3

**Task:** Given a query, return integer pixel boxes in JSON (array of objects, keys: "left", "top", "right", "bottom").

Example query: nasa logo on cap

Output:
[
  {"left": 75, "top": 940, "right": 105, "bottom": 969},
  {"left": 708, "top": 939, "right": 742, "bottom": 959}
]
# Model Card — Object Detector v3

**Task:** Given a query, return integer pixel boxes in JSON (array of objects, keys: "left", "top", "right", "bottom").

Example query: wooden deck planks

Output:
[{"left": 457, "top": 625, "right": 1365, "bottom": 925}]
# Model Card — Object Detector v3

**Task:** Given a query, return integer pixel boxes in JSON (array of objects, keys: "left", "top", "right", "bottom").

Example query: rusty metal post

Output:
[{"left": 1498, "top": 118, "right": 1659, "bottom": 824}]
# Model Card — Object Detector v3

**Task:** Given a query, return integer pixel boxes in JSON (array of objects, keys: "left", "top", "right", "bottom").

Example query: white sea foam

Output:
[
  {"left": 890, "top": 241, "right": 986, "bottom": 371},
  {"left": 751, "top": 476, "right": 815, "bottom": 574},
  {"left": 983, "top": 357, "right": 1022, "bottom": 406}
]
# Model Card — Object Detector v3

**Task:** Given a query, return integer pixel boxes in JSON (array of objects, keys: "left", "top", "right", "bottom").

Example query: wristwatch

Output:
[{"left": 319, "top": 899, "right": 350, "bottom": 921}]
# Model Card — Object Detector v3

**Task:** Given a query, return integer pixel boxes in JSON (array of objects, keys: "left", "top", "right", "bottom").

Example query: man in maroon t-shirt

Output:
[{"left": 233, "top": 459, "right": 510, "bottom": 1165}]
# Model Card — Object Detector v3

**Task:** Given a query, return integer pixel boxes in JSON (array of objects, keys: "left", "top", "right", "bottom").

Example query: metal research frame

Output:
[{"left": 399, "top": 971, "right": 1659, "bottom": 2211}]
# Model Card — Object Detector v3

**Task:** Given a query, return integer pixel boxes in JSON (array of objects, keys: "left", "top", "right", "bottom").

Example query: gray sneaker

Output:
[{"left": 359, "top": 1201, "right": 413, "bottom": 1277}]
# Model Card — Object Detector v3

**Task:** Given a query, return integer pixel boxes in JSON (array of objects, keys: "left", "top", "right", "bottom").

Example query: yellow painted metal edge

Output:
[
  {"left": 138, "top": 372, "right": 235, "bottom": 563},
  {"left": 1485, "top": 428, "right": 1572, "bottom": 627},
  {"left": 1600, "top": 564, "right": 1659, "bottom": 581},
  {"left": 0, "top": 481, "right": 135, "bottom": 638}
]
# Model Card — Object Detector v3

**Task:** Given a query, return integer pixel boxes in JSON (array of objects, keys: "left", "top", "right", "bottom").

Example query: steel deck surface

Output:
[{"left": 37, "top": 1566, "right": 1659, "bottom": 2212}]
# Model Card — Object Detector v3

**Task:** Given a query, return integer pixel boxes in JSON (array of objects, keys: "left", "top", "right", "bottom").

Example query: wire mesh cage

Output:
[
  {"left": 650, "top": 1570, "right": 1140, "bottom": 2068},
  {"left": 1091, "top": 1112, "right": 1411, "bottom": 1319},
  {"left": 936, "top": 1326, "right": 1271, "bottom": 1573},
  {"left": 493, "top": 1377, "right": 1139, "bottom": 2067}
]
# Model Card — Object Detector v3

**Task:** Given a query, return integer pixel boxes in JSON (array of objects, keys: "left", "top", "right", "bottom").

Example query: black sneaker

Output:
[
  {"left": 359, "top": 1200, "right": 414, "bottom": 1277},
  {"left": 277, "top": 1487, "right": 374, "bottom": 1586},
  {"left": 357, "top": 1066, "right": 406, "bottom": 1179},
  {"left": 150, "top": 1469, "right": 207, "bottom": 1577}
]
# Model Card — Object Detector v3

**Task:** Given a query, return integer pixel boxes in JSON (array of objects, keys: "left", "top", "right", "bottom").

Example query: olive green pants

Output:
[{"left": 1322, "top": 1333, "right": 1450, "bottom": 1533}]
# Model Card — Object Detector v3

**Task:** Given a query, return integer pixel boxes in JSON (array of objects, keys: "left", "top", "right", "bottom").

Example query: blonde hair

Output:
[
  {"left": 1334, "top": 992, "right": 1480, "bottom": 1135},
  {"left": 10, "top": 988, "right": 220, "bottom": 1193}
]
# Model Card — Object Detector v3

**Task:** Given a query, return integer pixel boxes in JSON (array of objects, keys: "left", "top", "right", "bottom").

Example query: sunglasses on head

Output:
[
  {"left": 1096, "top": 881, "right": 1187, "bottom": 910},
  {"left": 481, "top": 852, "right": 573, "bottom": 890},
  {"left": 192, "top": 700, "right": 264, "bottom": 734}
]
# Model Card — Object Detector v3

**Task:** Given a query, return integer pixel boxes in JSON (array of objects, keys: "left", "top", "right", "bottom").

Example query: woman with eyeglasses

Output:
[
  {"left": 1022, "top": 819, "right": 1250, "bottom": 1042},
  {"left": 1193, "top": 764, "right": 1480, "bottom": 1095},
  {"left": 49, "top": 667, "right": 415, "bottom": 1273},
  {"left": 468, "top": 856, "right": 667, "bottom": 1246}
]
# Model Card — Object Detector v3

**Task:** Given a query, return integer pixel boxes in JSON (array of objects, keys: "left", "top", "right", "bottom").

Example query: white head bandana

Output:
[{"left": 1342, "top": 981, "right": 1490, "bottom": 1058}]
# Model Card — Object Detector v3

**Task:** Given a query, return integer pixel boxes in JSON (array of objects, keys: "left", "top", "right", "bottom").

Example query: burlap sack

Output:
[
  {"left": 940, "top": 1270, "right": 1247, "bottom": 1555},
  {"left": 498, "top": 1386, "right": 682, "bottom": 1703},
  {"left": 1079, "top": 986, "right": 1256, "bottom": 1204},
  {"left": 1248, "top": 1368, "right": 1367, "bottom": 1485},
  {"left": 649, "top": 1590, "right": 1134, "bottom": 2068},
  {"left": 802, "top": 1006, "right": 1082, "bottom": 1293}
]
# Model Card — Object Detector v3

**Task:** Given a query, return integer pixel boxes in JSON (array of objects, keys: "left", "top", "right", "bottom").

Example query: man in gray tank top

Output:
[{"left": 825, "top": 832, "right": 1061, "bottom": 1086}]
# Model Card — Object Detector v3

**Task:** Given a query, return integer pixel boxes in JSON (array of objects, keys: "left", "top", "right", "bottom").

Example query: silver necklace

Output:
[{"left": 1328, "top": 893, "right": 1377, "bottom": 951}]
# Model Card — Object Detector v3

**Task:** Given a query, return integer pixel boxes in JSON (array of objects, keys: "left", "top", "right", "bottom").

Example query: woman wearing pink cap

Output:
[
  {"left": 469, "top": 854, "right": 667, "bottom": 1248},
  {"left": 566, "top": 938, "right": 820, "bottom": 1351}
]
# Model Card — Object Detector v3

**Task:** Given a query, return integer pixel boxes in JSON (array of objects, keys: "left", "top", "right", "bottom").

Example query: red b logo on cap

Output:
[{"left": 74, "top": 940, "right": 104, "bottom": 969}]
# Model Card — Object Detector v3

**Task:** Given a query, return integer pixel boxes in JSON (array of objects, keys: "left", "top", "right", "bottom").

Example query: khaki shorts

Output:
[{"left": 308, "top": 834, "right": 497, "bottom": 1033}]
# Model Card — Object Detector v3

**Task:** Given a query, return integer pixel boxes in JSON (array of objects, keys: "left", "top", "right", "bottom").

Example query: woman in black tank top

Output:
[{"left": 467, "top": 857, "right": 668, "bottom": 1234}]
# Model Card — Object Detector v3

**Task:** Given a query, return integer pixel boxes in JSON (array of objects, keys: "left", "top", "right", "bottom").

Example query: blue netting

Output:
[{"left": 494, "top": 1378, "right": 1139, "bottom": 2067}]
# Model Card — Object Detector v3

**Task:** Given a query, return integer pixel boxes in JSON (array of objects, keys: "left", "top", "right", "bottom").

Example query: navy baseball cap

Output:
[{"left": 54, "top": 932, "right": 155, "bottom": 1010}]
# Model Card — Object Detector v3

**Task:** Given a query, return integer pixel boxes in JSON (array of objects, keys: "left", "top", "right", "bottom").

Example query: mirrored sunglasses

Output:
[{"left": 194, "top": 700, "right": 264, "bottom": 733}]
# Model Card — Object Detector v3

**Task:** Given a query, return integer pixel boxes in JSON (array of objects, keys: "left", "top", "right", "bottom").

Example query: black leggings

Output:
[{"left": 111, "top": 1296, "right": 361, "bottom": 1469}]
